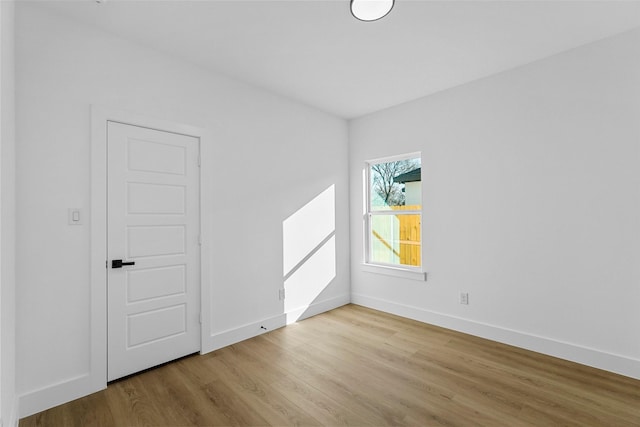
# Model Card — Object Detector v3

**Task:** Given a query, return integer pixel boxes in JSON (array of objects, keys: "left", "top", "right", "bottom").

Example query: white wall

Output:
[
  {"left": 350, "top": 28, "right": 640, "bottom": 380},
  {"left": 1, "top": 0, "right": 18, "bottom": 425},
  {"left": 16, "top": 3, "right": 349, "bottom": 416}
]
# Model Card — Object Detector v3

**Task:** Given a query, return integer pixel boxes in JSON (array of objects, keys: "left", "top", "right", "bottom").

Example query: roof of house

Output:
[{"left": 393, "top": 168, "right": 421, "bottom": 183}]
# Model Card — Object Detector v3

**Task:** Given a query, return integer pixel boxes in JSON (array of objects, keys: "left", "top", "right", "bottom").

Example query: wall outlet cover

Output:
[{"left": 459, "top": 292, "right": 469, "bottom": 305}]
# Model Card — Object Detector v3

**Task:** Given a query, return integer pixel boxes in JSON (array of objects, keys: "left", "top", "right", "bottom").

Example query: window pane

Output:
[
  {"left": 370, "top": 213, "right": 421, "bottom": 267},
  {"left": 370, "top": 157, "right": 421, "bottom": 211}
]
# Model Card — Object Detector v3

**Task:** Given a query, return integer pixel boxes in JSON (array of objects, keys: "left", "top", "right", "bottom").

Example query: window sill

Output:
[{"left": 362, "top": 264, "right": 427, "bottom": 282}]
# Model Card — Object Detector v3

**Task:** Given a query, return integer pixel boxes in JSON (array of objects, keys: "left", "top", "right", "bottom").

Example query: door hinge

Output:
[
  {"left": 197, "top": 154, "right": 201, "bottom": 167},
  {"left": 199, "top": 313, "right": 203, "bottom": 324},
  {"left": 198, "top": 235, "right": 202, "bottom": 245}
]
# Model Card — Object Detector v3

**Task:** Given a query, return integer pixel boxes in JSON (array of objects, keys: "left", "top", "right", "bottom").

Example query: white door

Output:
[{"left": 107, "top": 121, "right": 200, "bottom": 381}]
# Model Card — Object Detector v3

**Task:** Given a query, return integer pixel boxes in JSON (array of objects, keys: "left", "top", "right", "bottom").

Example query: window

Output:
[{"left": 365, "top": 153, "right": 422, "bottom": 270}]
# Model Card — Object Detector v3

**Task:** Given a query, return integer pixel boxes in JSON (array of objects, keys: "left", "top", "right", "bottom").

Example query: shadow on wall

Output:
[{"left": 282, "top": 185, "right": 336, "bottom": 324}]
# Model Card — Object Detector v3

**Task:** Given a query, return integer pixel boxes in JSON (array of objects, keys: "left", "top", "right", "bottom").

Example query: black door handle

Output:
[{"left": 112, "top": 259, "right": 135, "bottom": 268}]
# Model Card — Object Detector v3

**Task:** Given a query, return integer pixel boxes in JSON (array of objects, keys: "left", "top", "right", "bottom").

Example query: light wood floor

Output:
[{"left": 21, "top": 304, "right": 640, "bottom": 426}]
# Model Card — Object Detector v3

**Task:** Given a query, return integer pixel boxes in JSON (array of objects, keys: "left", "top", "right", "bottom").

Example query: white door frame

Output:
[{"left": 90, "top": 105, "right": 214, "bottom": 391}]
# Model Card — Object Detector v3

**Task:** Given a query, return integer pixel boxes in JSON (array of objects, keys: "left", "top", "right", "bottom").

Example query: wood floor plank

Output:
[
  {"left": 270, "top": 375, "right": 372, "bottom": 426},
  {"left": 410, "top": 349, "right": 606, "bottom": 426},
  {"left": 20, "top": 304, "right": 640, "bottom": 426},
  {"left": 442, "top": 337, "right": 640, "bottom": 425},
  {"left": 106, "top": 373, "right": 177, "bottom": 426},
  {"left": 148, "top": 361, "right": 235, "bottom": 426},
  {"left": 202, "top": 351, "right": 322, "bottom": 426},
  {"left": 299, "top": 338, "right": 498, "bottom": 427},
  {"left": 201, "top": 379, "right": 272, "bottom": 426}
]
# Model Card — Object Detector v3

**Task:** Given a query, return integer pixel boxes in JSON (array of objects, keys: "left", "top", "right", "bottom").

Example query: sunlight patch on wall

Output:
[{"left": 283, "top": 185, "right": 336, "bottom": 323}]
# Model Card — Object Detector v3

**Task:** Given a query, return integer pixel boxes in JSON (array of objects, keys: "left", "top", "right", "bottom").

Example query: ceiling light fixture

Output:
[{"left": 350, "top": 0, "right": 395, "bottom": 22}]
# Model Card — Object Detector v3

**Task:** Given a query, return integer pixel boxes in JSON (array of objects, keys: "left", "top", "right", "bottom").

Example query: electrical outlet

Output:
[
  {"left": 459, "top": 292, "right": 469, "bottom": 305},
  {"left": 68, "top": 208, "right": 83, "bottom": 225},
  {"left": 278, "top": 288, "right": 286, "bottom": 300}
]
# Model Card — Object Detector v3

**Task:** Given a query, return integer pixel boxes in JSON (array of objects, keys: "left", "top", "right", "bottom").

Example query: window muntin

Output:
[{"left": 366, "top": 154, "right": 422, "bottom": 269}]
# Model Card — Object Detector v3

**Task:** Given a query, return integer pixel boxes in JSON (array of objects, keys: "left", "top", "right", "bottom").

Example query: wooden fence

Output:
[
  {"left": 391, "top": 205, "right": 421, "bottom": 266},
  {"left": 371, "top": 205, "right": 421, "bottom": 267}
]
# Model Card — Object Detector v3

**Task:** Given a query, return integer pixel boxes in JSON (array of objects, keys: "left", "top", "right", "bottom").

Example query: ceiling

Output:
[{"left": 38, "top": 0, "right": 640, "bottom": 119}]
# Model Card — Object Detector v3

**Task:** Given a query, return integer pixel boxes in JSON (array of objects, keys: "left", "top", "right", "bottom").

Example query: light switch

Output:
[{"left": 68, "top": 208, "right": 83, "bottom": 225}]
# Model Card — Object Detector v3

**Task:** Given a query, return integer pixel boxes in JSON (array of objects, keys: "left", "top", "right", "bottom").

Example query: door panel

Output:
[
  {"left": 107, "top": 121, "right": 200, "bottom": 381},
  {"left": 127, "top": 265, "right": 186, "bottom": 303},
  {"left": 126, "top": 225, "right": 186, "bottom": 258},
  {"left": 127, "top": 304, "right": 187, "bottom": 347},
  {"left": 127, "top": 183, "right": 186, "bottom": 214},
  {"left": 127, "top": 138, "right": 186, "bottom": 175}
]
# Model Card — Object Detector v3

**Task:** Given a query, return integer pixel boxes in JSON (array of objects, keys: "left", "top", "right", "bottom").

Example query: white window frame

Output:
[{"left": 364, "top": 152, "right": 426, "bottom": 280}]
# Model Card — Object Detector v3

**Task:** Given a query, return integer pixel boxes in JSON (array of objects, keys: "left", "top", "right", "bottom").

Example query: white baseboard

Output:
[
  {"left": 202, "top": 295, "right": 350, "bottom": 354},
  {"left": 18, "top": 373, "right": 103, "bottom": 419},
  {"left": 202, "top": 313, "right": 287, "bottom": 354},
  {"left": 351, "top": 293, "right": 640, "bottom": 380}
]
